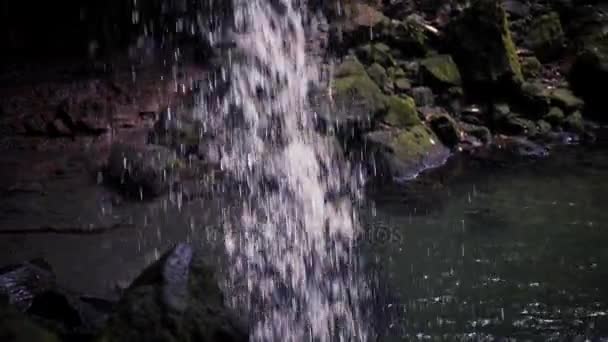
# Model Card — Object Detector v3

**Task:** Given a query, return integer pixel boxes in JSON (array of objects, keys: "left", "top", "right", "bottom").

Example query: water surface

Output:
[{"left": 364, "top": 146, "right": 608, "bottom": 340}]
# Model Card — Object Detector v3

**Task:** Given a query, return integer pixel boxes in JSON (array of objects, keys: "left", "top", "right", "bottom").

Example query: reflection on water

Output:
[{"left": 364, "top": 146, "right": 608, "bottom": 340}]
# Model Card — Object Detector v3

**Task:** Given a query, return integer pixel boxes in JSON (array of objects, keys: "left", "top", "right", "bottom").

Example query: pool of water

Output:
[{"left": 363, "top": 146, "right": 608, "bottom": 341}]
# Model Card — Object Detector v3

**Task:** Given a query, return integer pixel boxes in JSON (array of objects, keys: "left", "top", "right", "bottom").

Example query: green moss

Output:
[
  {"left": 526, "top": 12, "right": 565, "bottom": 61},
  {"left": 334, "top": 55, "right": 367, "bottom": 78},
  {"left": 420, "top": 54, "right": 462, "bottom": 86},
  {"left": 394, "top": 78, "right": 412, "bottom": 92},
  {"left": 382, "top": 16, "right": 429, "bottom": 57},
  {"left": 392, "top": 125, "right": 439, "bottom": 161},
  {"left": 355, "top": 43, "right": 396, "bottom": 67},
  {"left": 544, "top": 106, "right": 565, "bottom": 126},
  {"left": 366, "top": 63, "right": 389, "bottom": 88},
  {"left": 502, "top": 13, "right": 524, "bottom": 83},
  {"left": 384, "top": 96, "right": 420, "bottom": 127},
  {"left": 521, "top": 56, "right": 542, "bottom": 78},
  {"left": 550, "top": 88, "right": 585, "bottom": 111},
  {"left": 333, "top": 74, "right": 388, "bottom": 117}
]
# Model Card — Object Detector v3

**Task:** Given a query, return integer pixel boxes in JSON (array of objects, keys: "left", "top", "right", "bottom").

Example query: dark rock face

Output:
[
  {"left": 105, "top": 143, "right": 180, "bottom": 199},
  {"left": 101, "top": 244, "right": 248, "bottom": 342}
]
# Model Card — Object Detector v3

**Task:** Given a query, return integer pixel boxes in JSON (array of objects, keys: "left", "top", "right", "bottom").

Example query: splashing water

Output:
[{"left": 199, "top": 0, "right": 368, "bottom": 340}]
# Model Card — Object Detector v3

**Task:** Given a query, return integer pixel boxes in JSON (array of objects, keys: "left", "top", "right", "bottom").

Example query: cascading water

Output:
[{"left": 197, "top": 0, "right": 368, "bottom": 340}]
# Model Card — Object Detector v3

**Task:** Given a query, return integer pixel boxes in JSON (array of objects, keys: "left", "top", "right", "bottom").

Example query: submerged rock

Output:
[
  {"left": 429, "top": 114, "right": 460, "bottom": 148},
  {"left": 365, "top": 125, "right": 450, "bottom": 181},
  {"left": 445, "top": 0, "right": 523, "bottom": 91},
  {"left": 100, "top": 244, "right": 247, "bottom": 342},
  {"left": 105, "top": 143, "right": 180, "bottom": 198}
]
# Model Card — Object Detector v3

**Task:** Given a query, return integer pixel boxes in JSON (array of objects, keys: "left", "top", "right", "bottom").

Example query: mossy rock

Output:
[
  {"left": 550, "top": 88, "right": 584, "bottom": 112},
  {"left": 544, "top": 107, "right": 565, "bottom": 126},
  {"left": 537, "top": 120, "right": 552, "bottom": 136},
  {"left": 334, "top": 55, "right": 367, "bottom": 78},
  {"left": 365, "top": 125, "right": 449, "bottom": 180},
  {"left": 521, "top": 56, "right": 542, "bottom": 79},
  {"left": 383, "top": 96, "right": 420, "bottom": 128},
  {"left": 333, "top": 72, "right": 388, "bottom": 120},
  {"left": 564, "top": 111, "right": 585, "bottom": 134},
  {"left": 0, "top": 304, "right": 61, "bottom": 342},
  {"left": 387, "top": 66, "right": 406, "bottom": 79},
  {"left": 525, "top": 12, "right": 565, "bottom": 61},
  {"left": 355, "top": 43, "right": 396, "bottom": 67},
  {"left": 495, "top": 113, "right": 537, "bottom": 136},
  {"left": 445, "top": 0, "right": 523, "bottom": 91},
  {"left": 366, "top": 63, "right": 389, "bottom": 89},
  {"left": 420, "top": 55, "right": 462, "bottom": 87},
  {"left": 394, "top": 78, "right": 412, "bottom": 92},
  {"left": 100, "top": 244, "right": 247, "bottom": 342}
]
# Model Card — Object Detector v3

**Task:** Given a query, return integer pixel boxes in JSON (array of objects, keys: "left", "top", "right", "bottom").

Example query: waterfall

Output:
[{"left": 198, "top": 0, "right": 368, "bottom": 340}]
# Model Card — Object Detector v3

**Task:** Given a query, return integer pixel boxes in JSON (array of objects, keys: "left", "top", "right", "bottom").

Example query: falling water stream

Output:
[{"left": 200, "top": 0, "right": 368, "bottom": 340}]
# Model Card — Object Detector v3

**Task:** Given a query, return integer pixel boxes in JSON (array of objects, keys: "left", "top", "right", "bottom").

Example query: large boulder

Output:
[
  {"left": 364, "top": 125, "right": 450, "bottom": 181},
  {"left": 100, "top": 244, "right": 247, "bottom": 342},
  {"left": 105, "top": 143, "right": 181, "bottom": 198},
  {"left": 445, "top": 0, "right": 523, "bottom": 92}
]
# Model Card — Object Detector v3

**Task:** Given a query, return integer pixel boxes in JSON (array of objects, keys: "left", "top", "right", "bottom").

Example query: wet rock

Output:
[
  {"left": 502, "top": 0, "right": 530, "bottom": 18},
  {"left": 393, "top": 77, "right": 412, "bottom": 92},
  {"left": 364, "top": 125, "right": 450, "bottom": 181},
  {"left": 57, "top": 98, "right": 111, "bottom": 135},
  {"left": 149, "top": 109, "right": 204, "bottom": 156},
  {"left": 521, "top": 56, "right": 542, "bottom": 78},
  {"left": 380, "top": 16, "right": 430, "bottom": 57},
  {"left": 429, "top": 114, "right": 460, "bottom": 148},
  {"left": 366, "top": 63, "right": 390, "bottom": 91},
  {"left": 0, "top": 260, "right": 55, "bottom": 312},
  {"left": 100, "top": 244, "right": 248, "bottom": 342},
  {"left": 411, "top": 87, "right": 435, "bottom": 107},
  {"left": 550, "top": 88, "right": 585, "bottom": 112},
  {"left": 493, "top": 135, "right": 549, "bottom": 158},
  {"left": 461, "top": 122, "right": 493, "bottom": 145},
  {"left": 334, "top": 55, "right": 367, "bottom": 78},
  {"left": 105, "top": 143, "right": 180, "bottom": 198},
  {"left": 0, "top": 303, "right": 61, "bottom": 342},
  {"left": 23, "top": 114, "right": 48, "bottom": 135},
  {"left": 536, "top": 119, "right": 552, "bottom": 137},
  {"left": 332, "top": 57, "right": 388, "bottom": 125},
  {"left": 336, "top": 2, "right": 386, "bottom": 44},
  {"left": 445, "top": 0, "right": 523, "bottom": 91},
  {"left": 495, "top": 113, "right": 537, "bottom": 136},
  {"left": 383, "top": 95, "right": 420, "bottom": 128},
  {"left": 420, "top": 54, "right": 462, "bottom": 87},
  {"left": 355, "top": 43, "right": 396, "bottom": 67},
  {"left": 525, "top": 12, "right": 565, "bottom": 61}
]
